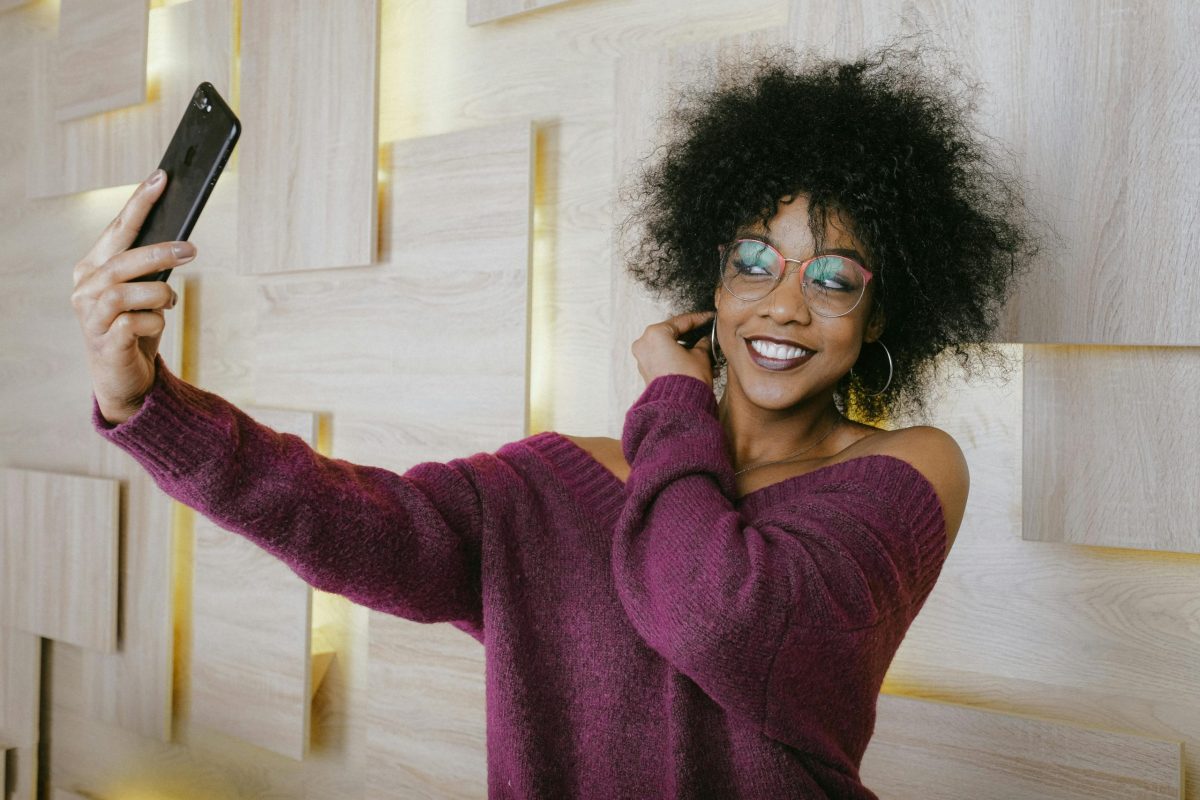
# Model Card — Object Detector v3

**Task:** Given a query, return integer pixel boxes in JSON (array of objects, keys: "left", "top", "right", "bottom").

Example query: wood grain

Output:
[
  {"left": 53, "top": 0, "right": 149, "bottom": 122},
  {"left": 0, "top": 0, "right": 32, "bottom": 12},
  {"left": 190, "top": 407, "right": 320, "bottom": 761},
  {"left": 237, "top": 0, "right": 379, "bottom": 274},
  {"left": 0, "top": 468, "right": 119, "bottom": 651},
  {"left": 366, "top": 613, "right": 486, "bottom": 799},
  {"left": 1022, "top": 345, "right": 1200, "bottom": 553},
  {"left": 863, "top": 692, "right": 1183, "bottom": 799},
  {"left": 0, "top": 627, "right": 40, "bottom": 746},
  {"left": 467, "top": 0, "right": 575, "bottom": 25},
  {"left": 27, "top": 0, "right": 232, "bottom": 198},
  {"left": 786, "top": 0, "right": 1200, "bottom": 346}
]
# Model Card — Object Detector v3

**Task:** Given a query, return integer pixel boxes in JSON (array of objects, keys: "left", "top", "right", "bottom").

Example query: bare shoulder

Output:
[
  {"left": 562, "top": 434, "right": 630, "bottom": 483},
  {"left": 863, "top": 425, "right": 969, "bottom": 552}
]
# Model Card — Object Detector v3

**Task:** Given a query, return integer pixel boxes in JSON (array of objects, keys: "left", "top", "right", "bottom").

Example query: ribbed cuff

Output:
[
  {"left": 633, "top": 374, "right": 719, "bottom": 416},
  {"left": 90, "top": 353, "right": 235, "bottom": 479}
]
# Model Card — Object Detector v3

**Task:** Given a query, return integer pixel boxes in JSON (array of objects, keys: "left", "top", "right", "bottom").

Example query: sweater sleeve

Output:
[
  {"left": 92, "top": 354, "right": 488, "bottom": 640},
  {"left": 614, "top": 374, "right": 947, "bottom": 754}
]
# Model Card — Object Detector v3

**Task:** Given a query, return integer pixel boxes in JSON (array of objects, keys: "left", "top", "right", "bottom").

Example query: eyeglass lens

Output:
[{"left": 721, "top": 240, "right": 866, "bottom": 317}]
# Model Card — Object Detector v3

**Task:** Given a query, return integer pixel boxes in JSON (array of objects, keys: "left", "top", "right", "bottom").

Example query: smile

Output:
[{"left": 744, "top": 338, "right": 815, "bottom": 371}]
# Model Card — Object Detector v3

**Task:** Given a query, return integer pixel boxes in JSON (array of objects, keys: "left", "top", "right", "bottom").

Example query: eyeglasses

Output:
[{"left": 718, "top": 238, "right": 874, "bottom": 318}]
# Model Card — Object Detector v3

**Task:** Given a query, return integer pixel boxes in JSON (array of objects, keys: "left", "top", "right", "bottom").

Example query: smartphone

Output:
[
  {"left": 677, "top": 323, "right": 712, "bottom": 349},
  {"left": 131, "top": 82, "right": 240, "bottom": 283}
]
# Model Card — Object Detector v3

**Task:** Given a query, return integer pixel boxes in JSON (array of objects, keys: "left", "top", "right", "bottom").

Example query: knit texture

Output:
[{"left": 93, "top": 354, "right": 948, "bottom": 799}]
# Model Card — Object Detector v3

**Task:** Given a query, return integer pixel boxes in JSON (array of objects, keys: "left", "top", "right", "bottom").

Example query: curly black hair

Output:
[{"left": 620, "top": 44, "right": 1038, "bottom": 424}]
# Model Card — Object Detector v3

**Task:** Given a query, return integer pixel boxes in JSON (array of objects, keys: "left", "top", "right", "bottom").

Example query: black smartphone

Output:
[
  {"left": 131, "top": 82, "right": 240, "bottom": 283},
  {"left": 677, "top": 323, "right": 712, "bottom": 349}
]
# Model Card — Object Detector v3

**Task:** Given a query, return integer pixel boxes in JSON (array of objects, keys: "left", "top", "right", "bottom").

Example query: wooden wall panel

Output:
[
  {"left": 53, "top": 0, "right": 149, "bottom": 122},
  {"left": 27, "top": 0, "right": 232, "bottom": 198},
  {"left": 0, "top": 0, "right": 31, "bottom": 12},
  {"left": 863, "top": 693, "right": 1183, "bottom": 799},
  {"left": 8, "top": 744, "right": 37, "bottom": 800},
  {"left": 366, "top": 613, "right": 486, "bottom": 799},
  {"left": 190, "top": 407, "right": 320, "bottom": 761},
  {"left": 611, "top": 28, "right": 787, "bottom": 415},
  {"left": 1022, "top": 346, "right": 1200, "bottom": 553},
  {"left": 60, "top": 283, "right": 187, "bottom": 743},
  {"left": 0, "top": 469, "right": 119, "bottom": 651},
  {"left": 467, "top": 0, "right": 574, "bottom": 25},
  {"left": 238, "top": 1, "right": 379, "bottom": 275},
  {"left": 0, "top": 627, "right": 40, "bottom": 746}
]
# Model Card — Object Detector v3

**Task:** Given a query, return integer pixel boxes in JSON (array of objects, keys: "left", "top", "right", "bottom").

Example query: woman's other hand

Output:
[
  {"left": 71, "top": 170, "right": 196, "bottom": 424},
  {"left": 631, "top": 310, "right": 715, "bottom": 387}
]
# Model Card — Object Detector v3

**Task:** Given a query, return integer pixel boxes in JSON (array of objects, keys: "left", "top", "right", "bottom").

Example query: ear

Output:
[
  {"left": 713, "top": 284, "right": 721, "bottom": 311},
  {"left": 864, "top": 304, "right": 885, "bottom": 343}
]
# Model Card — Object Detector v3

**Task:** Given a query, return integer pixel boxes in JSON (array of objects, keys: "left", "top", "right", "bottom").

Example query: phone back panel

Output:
[{"left": 131, "top": 82, "right": 240, "bottom": 282}]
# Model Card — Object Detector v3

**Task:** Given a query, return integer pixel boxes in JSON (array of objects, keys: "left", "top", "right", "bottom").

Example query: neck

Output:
[{"left": 717, "top": 385, "right": 844, "bottom": 472}]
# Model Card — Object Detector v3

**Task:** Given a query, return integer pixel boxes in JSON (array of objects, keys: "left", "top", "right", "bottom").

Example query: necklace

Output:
[{"left": 733, "top": 412, "right": 845, "bottom": 476}]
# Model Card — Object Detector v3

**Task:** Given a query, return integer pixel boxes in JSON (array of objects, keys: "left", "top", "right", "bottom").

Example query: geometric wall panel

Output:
[
  {"left": 8, "top": 744, "right": 37, "bottom": 800},
  {"left": 252, "top": 120, "right": 533, "bottom": 469},
  {"left": 366, "top": 612, "right": 486, "bottom": 799},
  {"left": 190, "top": 407, "right": 320, "bottom": 761},
  {"left": 237, "top": 0, "right": 379, "bottom": 274},
  {"left": 1022, "top": 345, "right": 1200, "bottom": 553},
  {"left": 862, "top": 692, "right": 1184, "bottom": 799},
  {"left": 27, "top": 0, "right": 232, "bottom": 198},
  {"left": 0, "top": 468, "right": 119, "bottom": 651},
  {"left": 467, "top": 0, "right": 574, "bottom": 25},
  {"left": 0, "top": 626, "right": 41, "bottom": 747},
  {"left": 53, "top": 0, "right": 149, "bottom": 122},
  {"left": 786, "top": 0, "right": 1200, "bottom": 346},
  {"left": 75, "top": 282, "right": 187, "bottom": 742},
  {"left": 0, "top": 0, "right": 31, "bottom": 11}
]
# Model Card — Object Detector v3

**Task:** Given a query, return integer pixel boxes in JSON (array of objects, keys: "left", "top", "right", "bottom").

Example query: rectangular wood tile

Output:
[
  {"left": 0, "top": 627, "right": 41, "bottom": 746},
  {"left": 253, "top": 119, "right": 533, "bottom": 468},
  {"left": 0, "top": 0, "right": 32, "bottom": 11},
  {"left": 237, "top": 0, "right": 379, "bottom": 274},
  {"left": 27, "top": 0, "right": 232, "bottom": 198},
  {"left": 0, "top": 469, "right": 119, "bottom": 651},
  {"left": 366, "top": 612, "right": 485, "bottom": 799},
  {"left": 787, "top": 0, "right": 1200, "bottom": 346},
  {"left": 1023, "top": 345, "right": 1200, "bottom": 553},
  {"left": 53, "top": 0, "right": 149, "bottom": 122},
  {"left": 467, "top": 0, "right": 574, "bottom": 25},
  {"left": 190, "top": 407, "right": 319, "bottom": 761},
  {"left": 863, "top": 692, "right": 1183, "bottom": 799}
]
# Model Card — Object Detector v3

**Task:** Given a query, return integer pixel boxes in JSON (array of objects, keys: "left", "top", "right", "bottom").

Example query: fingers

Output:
[
  {"left": 80, "top": 281, "right": 176, "bottom": 338},
  {"left": 648, "top": 309, "right": 715, "bottom": 338},
  {"left": 100, "top": 240, "right": 196, "bottom": 286},
  {"left": 76, "top": 169, "right": 168, "bottom": 283}
]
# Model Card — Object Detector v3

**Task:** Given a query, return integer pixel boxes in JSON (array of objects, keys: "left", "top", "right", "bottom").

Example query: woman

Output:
[{"left": 72, "top": 47, "right": 1031, "bottom": 799}]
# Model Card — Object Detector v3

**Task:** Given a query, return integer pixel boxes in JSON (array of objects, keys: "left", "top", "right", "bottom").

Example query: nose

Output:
[{"left": 760, "top": 268, "right": 813, "bottom": 325}]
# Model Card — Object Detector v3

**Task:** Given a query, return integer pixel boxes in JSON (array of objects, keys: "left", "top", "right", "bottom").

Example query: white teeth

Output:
[{"left": 749, "top": 339, "right": 809, "bottom": 360}]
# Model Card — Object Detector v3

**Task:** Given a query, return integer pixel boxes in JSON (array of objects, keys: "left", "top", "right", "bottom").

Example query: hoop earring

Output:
[
  {"left": 711, "top": 317, "right": 721, "bottom": 362},
  {"left": 850, "top": 339, "right": 893, "bottom": 396}
]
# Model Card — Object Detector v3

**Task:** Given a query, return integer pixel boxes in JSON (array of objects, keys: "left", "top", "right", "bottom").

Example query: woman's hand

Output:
[
  {"left": 631, "top": 310, "right": 716, "bottom": 387},
  {"left": 71, "top": 170, "right": 197, "bottom": 424}
]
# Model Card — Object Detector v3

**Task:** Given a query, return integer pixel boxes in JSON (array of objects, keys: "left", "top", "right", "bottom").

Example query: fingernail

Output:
[
  {"left": 172, "top": 243, "right": 195, "bottom": 260},
  {"left": 147, "top": 169, "right": 163, "bottom": 185},
  {"left": 169, "top": 291, "right": 178, "bottom": 308}
]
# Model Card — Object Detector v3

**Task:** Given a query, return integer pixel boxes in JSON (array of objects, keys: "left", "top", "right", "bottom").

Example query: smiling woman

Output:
[{"left": 80, "top": 41, "right": 1032, "bottom": 800}]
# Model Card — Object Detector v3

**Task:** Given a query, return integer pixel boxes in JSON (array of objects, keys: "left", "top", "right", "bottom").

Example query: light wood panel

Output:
[
  {"left": 467, "top": 0, "right": 574, "bottom": 25},
  {"left": 53, "top": 791, "right": 93, "bottom": 800},
  {"left": 237, "top": 0, "right": 379, "bottom": 275},
  {"left": 786, "top": 0, "right": 1200, "bottom": 346},
  {"left": 1022, "top": 345, "right": 1200, "bottom": 553},
  {"left": 252, "top": 119, "right": 533, "bottom": 468},
  {"left": 9, "top": 744, "right": 37, "bottom": 800},
  {"left": 862, "top": 693, "right": 1183, "bottom": 799},
  {"left": 0, "top": 0, "right": 31, "bottom": 12},
  {"left": 191, "top": 407, "right": 320, "bottom": 761},
  {"left": 27, "top": 0, "right": 232, "bottom": 198},
  {"left": 611, "top": 28, "right": 787, "bottom": 415},
  {"left": 0, "top": 469, "right": 119, "bottom": 651},
  {"left": 65, "top": 283, "right": 186, "bottom": 742},
  {"left": 366, "top": 612, "right": 486, "bottom": 799},
  {"left": 0, "top": 627, "right": 40, "bottom": 746},
  {"left": 53, "top": 0, "right": 149, "bottom": 122}
]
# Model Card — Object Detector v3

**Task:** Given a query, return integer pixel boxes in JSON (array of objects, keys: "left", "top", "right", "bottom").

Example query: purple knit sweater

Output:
[{"left": 92, "top": 355, "right": 947, "bottom": 799}]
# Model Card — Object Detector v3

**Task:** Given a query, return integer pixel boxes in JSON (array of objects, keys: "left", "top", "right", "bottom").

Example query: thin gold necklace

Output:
[{"left": 733, "top": 412, "right": 845, "bottom": 477}]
